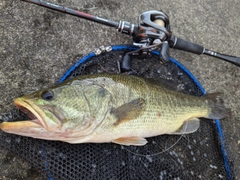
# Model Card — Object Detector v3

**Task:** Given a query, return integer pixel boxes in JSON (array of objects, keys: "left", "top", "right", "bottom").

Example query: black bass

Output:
[{"left": 0, "top": 74, "right": 230, "bottom": 146}]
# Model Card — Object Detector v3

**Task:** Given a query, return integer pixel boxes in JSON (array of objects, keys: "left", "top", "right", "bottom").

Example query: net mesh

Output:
[{"left": 0, "top": 47, "right": 235, "bottom": 180}]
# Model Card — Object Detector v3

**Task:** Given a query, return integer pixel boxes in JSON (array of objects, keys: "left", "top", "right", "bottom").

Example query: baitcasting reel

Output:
[{"left": 118, "top": 10, "right": 172, "bottom": 70}]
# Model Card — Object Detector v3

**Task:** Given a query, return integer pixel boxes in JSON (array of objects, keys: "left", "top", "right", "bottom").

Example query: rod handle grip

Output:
[{"left": 170, "top": 36, "right": 204, "bottom": 55}]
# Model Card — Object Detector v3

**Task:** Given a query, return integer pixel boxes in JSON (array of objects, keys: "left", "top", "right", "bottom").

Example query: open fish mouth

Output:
[{"left": 0, "top": 98, "right": 47, "bottom": 135}]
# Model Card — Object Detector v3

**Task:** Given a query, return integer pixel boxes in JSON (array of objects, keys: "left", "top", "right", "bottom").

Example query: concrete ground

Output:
[{"left": 0, "top": 0, "right": 239, "bottom": 179}]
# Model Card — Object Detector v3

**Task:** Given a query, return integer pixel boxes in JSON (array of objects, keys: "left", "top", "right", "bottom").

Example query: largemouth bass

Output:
[{"left": 0, "top": 74, "right": 230, "bottom": 146}]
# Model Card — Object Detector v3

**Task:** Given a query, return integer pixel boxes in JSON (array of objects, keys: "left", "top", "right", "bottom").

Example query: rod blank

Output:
[
  {"left": 204, "top": 49, "right": 240, "bottom": 67},
  {"left": 22, "top": 0, "right": 118, "bottom": 28}
]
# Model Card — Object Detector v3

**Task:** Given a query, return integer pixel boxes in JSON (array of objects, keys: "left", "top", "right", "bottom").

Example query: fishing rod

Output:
[{"left": 21, "top": 0, "right": 240, "bottom": 68}]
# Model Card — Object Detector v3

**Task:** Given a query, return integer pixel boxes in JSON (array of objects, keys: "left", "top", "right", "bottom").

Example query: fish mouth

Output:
[{"left": 0, "top": 98, "right": 47, "bottom": 135}]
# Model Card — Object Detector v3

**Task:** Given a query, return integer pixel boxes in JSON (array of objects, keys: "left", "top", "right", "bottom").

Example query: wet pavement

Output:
[{"left": 0, "top": 0, "right": 239, "bottom": 179}]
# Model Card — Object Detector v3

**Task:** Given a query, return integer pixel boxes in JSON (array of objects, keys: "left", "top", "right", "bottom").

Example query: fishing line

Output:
[
  {"left": 122, "top": 123, "right": 188, "bottom": 157},
  {"left": 138, "top": 158, "right": 159, "bottom": 180}
]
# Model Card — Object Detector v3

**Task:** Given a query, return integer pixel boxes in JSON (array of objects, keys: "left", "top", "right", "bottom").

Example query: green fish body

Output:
[{"left": 0, "top": 74, "right": 230, "bottom": 146}]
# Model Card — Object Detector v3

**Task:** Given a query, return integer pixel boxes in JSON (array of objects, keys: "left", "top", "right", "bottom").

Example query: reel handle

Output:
[{"left": 160, "top": 42, "right": 170, "bottom": 63}]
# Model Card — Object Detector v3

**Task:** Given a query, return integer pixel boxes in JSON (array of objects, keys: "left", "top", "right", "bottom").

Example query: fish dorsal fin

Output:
[
  {"left": 112, "top": 137, "right": 148, "bottom": 146},
  {"left": 110, "top": 98, "right": 146, "bottom": 126},
  {"left": 145, "top": 78, "right": 184, "bottom": 92},
  {"left": 171, "top": 118, "right": 200, "bottom": 135}
]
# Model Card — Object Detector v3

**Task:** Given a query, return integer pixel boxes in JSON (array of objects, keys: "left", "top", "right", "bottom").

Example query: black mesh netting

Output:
[{"left": 0, "top": 47, "right": 235, "bottom": 180}]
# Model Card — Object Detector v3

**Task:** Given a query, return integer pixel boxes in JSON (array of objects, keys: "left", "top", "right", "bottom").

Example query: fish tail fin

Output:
[{"left": 205, "top": 93, "right": 231, "bottom": 119}]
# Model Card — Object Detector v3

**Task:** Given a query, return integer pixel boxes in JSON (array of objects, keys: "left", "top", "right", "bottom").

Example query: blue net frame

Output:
[{"left": 57, "top": 45, "right": 232, "bottom": 180}]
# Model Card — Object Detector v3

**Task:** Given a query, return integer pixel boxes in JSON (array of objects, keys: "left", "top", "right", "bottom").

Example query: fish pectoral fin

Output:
[
  {"left": 171, "top": 118, "right": 200, "bottom": 135},
  {"left": 111, "top": 98, "right": 146, "bottom": 126},
  {"left": 112, "top": 137, "right": 148, "bottom": 146}
]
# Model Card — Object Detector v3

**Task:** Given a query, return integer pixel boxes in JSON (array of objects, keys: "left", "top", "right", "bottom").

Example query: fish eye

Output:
[{"left": 41, "top": 90, "right": 54, "bottom": 101}]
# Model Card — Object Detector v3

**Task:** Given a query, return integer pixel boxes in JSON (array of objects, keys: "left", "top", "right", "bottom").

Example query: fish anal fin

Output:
[
  {"left": 111, "top": 98, "right": 146, "bottom": 126},
  {"left": 112, "top": 137, "right": 148, "bottom": 146},
  {"left": 171, "top": 118, "right": 200, "bottom": 135}
]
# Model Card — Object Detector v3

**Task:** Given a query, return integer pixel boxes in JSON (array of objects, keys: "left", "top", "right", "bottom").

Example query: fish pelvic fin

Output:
[
  {"left": 205, "top": 93, "right": 231, "bottom": 119},
  {"left": 170, "top": 118, "right": 200, "bottom": 135},
  {"left": 112, "top": 137, "right": 148, "bottom": 146},
  {"left": 111, "top": 98, "right": 146, "bottom": 126}
]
